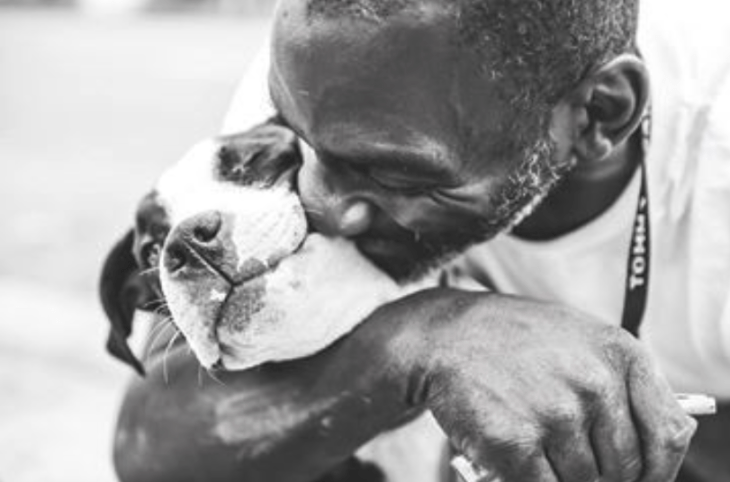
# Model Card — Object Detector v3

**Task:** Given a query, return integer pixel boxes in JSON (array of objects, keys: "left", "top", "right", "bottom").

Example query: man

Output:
[{"left": 113, "top": 0, "right": 730, "bottom": 481}]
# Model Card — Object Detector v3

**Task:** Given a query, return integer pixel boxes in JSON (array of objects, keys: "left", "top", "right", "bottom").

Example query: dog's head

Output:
[{"left": 100, "top": 121, "right": 414, "bottom": 375}]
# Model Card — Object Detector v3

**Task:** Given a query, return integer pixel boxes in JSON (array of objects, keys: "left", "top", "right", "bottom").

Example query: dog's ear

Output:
[{"left": 99, "top": 229, "right": 147, "bottom": 376}]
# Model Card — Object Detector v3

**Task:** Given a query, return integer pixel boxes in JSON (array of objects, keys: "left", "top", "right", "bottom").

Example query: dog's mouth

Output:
[
  {"left": 158, "top": 211, "right": 307, "bottom": 370},
  {"left": 191, "top": 261, "right": 305, "bottom": 372}
]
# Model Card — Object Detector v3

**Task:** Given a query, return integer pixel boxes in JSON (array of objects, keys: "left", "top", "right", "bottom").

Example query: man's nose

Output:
[
  {"left": 312, "top": 195, "right": 374, "bottom": 238},
  {"left": 335, "top": 199, "right": 374, "bottom": 237}
]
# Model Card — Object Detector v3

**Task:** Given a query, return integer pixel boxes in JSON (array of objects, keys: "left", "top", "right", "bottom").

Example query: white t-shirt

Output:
[{"left": 222, "top": 0, "right": 730, "bottom": 400}]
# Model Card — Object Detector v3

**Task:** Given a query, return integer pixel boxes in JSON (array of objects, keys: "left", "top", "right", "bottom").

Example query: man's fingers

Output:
[
  {"left": 493, "top": 447, "right": 560, "bottom": 482},
  {"left": 627, "top": 356, "right": 697, "bottom": 482},
  {"left": 545, "top": 428, "right": 600, "bottom": 482},
  {"left": 457, "top": 430, "right": 560, "bottom": 482},
  {"left": 591, "top": 397, "right": 643, "bottom": 482}
]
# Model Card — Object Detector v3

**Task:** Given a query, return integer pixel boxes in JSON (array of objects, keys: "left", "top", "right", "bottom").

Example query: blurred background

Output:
[{"left": 0, "top": 1, "right": 272, "bottom": 480}]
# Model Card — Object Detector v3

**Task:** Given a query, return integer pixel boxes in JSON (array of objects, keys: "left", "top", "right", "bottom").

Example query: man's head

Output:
[{"left": 269, "top": 0, "right": 647, "bottom": 280}]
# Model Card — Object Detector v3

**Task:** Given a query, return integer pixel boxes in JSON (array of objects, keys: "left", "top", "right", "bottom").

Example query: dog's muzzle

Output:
[{"left": 158, "top": 185, "right": 308, "bottom": 370}]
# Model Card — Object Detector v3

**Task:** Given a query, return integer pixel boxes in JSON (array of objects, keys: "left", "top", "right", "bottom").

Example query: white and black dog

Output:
[{"left": 100, "top": 119, "right": 449, "bottom": 482}]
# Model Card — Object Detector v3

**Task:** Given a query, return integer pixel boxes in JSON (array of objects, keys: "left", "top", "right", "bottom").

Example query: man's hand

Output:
[
  {"left": 114, "top": 288, "right": 696, "bottom": 482},
  {"left": 391, "top": 289, "right": 697, "bottom": 482}
]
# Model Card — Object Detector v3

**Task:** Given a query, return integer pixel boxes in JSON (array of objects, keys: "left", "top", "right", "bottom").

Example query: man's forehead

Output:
[
  {"left": 271, "top": 3, "right": 461, "bottom": 115},
  {"left": 270, "top": 0, "right": 472, "bottom": 108},
  {"left": 274, "top": 0, "right": 457, "bottom": 51},
  {"left": 270, "top": 0, "right": 517, "bottom": 174},
  {"left": 306, "top": 0, "right": 414, "bottom": 19}
]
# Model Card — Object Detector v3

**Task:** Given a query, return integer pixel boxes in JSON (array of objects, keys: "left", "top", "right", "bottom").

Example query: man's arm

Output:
[
  {"left": 114, "top": 289, "right": 696, "bottom": 482},
  {"left": 113, "top": 304, "right": 419, "bottom": 482}
]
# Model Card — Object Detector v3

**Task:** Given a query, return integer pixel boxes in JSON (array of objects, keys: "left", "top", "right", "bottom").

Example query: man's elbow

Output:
[
  {"left": 110, "top": 371, "right": 261, "bottom": 482},
  {"left": 113, "top": 421, "right": 156, "bottom": 482},
  {"left": 112, "top": 383, "right": 172, "bottom": 482},
  {"left": 111, "top": 374, "right": 195, "bottom": 482}
]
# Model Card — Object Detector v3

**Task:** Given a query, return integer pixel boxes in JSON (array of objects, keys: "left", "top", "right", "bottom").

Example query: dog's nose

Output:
[
  {"left": 163, "top": 211, "right": 269, "bottom": 284},
  {"left": 176, "top": 210, "right": 223, "bottom": 250},
  {"left": 163, "top": 211, "right": 225, "bottom": 276},
  {"left": 189, "top": 210, "right": 222, "bottom": 245}
]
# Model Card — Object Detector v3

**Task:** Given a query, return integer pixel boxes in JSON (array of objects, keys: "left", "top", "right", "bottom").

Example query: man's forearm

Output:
[{"left": 113, "top": 312, "right": 421, "bottom": 482}]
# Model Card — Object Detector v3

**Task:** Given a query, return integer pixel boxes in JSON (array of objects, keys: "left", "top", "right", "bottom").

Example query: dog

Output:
[{"left": 100, "top": 119, "right": 448, "bottom": 482}]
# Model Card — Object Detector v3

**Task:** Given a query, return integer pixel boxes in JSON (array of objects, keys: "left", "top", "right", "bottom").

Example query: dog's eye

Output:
[
  {"left": 138, "top": 242, "right": 161, "bottom": 269},
  {"left": 146, "top": 243, "right": 161, "bottom": 268},
  {"left": 218, "top": 145, "right": 247, "bottom": 182}
]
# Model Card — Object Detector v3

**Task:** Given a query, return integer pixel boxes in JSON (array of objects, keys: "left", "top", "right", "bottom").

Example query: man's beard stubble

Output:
[{"left": 374, "top": 132, "right": 573, "bottom": 282}]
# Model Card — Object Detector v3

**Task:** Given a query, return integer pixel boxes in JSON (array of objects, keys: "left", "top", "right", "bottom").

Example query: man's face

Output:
[{"left": 269, "top": 1, "right": 572, "bottom": 280}]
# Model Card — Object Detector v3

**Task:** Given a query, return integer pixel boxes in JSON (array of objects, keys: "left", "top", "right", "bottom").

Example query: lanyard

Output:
[{"left": 620, "top": 115, "right": 651, "bottom": 337}]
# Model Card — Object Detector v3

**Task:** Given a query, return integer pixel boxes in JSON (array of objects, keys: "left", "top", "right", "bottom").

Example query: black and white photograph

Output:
[{"left": 1, "top": 0, "right": 728, "bottom": 480}]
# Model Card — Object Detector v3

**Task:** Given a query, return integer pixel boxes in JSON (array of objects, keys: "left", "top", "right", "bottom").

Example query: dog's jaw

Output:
[
  {"left": 215, "top": 234, "right": 421, "bottom": 370},
  {"left": 160, "top": 231, "right": 422, "bottom": 371},
  {"left": 161, "top": 264, "right": 230, "bottom": 368}
]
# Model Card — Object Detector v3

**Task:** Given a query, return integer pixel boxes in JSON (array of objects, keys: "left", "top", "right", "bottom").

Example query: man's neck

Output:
[{"left": 512, "top": 131, "right": 643, "bottom": 241}]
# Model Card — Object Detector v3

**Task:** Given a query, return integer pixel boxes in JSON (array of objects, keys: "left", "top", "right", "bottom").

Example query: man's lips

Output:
[
  {"left": 356, "top": 236, "right": 413, "bottom": 258},
  {"left": 354, "top": 235, "right": 430, "bottom": 278}
]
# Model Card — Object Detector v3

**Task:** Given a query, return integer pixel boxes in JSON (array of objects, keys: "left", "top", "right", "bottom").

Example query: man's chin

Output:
[{"left": 356, "top": 237, "right": 458, "bottom": 283}]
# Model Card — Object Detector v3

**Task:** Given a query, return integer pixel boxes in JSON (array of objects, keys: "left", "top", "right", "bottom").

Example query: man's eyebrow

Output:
[
  {"left": 323, "top": 144, "right": 457, "bottom": 182},
  {"left": 270, "top": 91, "right": 457, "bottom": 183}
]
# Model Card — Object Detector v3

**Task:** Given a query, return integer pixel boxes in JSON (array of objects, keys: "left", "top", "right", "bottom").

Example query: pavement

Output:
[{"left": 0, "top": 8, "right": 270, "bottom": 481}]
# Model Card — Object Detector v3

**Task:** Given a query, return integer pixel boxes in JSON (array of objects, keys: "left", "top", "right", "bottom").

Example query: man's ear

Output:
[
  {"left": 569, "top": 54, "right": 649, "bottom": 163},
  {"left": 99, "top": 229, "right": 148, "bottom": 376}
]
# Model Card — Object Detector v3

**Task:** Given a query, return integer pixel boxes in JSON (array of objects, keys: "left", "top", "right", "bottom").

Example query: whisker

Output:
[
  {"left": 147, "top": 315, "right": 173, "bottom": 340},
  {"left": 162, "top": 329, "right": 182, "bottom": 385},
  {"left": 302, "top": 206, "right": 324, "bottom": 216},
  {"left": 145, "top": 320, "right": 175, "bottom": 362},
  {"left": 138, "top": 266, "right": 160, "bottom": 277},
  {"left": 153, "top": 313, "right": 175, "bottom": 332},
  {"left": 141, "top": 297, "right": 166, "bottom": 311},
  {"left": 205, "top": 368, "right": 228, "bottom": 387}
]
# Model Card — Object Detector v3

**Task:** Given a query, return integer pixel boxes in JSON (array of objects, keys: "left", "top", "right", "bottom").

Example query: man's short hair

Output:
[
  {"left": 307, "top": 0, "right": 639, "bottom": 110},
  {"left": 308, "top": 0, "right": 412, "bottom": 20}
]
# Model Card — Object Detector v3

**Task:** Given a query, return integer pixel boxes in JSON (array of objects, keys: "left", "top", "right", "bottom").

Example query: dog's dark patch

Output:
[
  {"left": 216, "top": 121, "right": 302, "bottom": 188},
  {"left": 224, "top": 276, "right": 267, "bottom": 333},
  {"left": 238, "top": 257, "right": 269, "bottom": 284},
  {"left": 134, "top": 191, "right": 171, "bottom": 269}
]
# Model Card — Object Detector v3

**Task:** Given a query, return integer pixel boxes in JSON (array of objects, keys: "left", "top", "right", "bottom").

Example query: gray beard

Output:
[
  {"left": 490, "top": 132, "right": 571, "bottom": 234},
  {"left": 402, "top": 132, "right": 572, "bottom": 281}
]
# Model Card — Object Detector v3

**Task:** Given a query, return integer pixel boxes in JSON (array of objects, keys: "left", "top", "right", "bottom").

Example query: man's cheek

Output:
[{"left": 297, "top": 153, "right": 335, "bottom": 234}]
